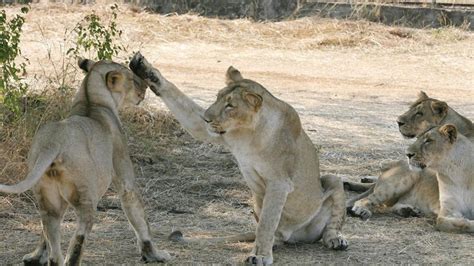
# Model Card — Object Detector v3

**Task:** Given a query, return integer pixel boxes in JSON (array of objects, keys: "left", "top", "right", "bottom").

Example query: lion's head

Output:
[
  {"left": 405, "top": 124, "right": 457, "bottom": 171},
  {"left": 397, "top": 91, "right": 448, "bottom": 139},
  {"left": 203, "top": 67, "right": 265, "bottom": 135},
  {"left": 78, "top": 58, "right": 147, "bottom": 107}
]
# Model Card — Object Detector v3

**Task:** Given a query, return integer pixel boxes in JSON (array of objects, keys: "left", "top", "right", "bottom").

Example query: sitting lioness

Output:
[
  {"left": 348, "top": 91, "right": 473, "bottom": 219},
  {"left": 406, "top": 124, "right": 474, "bottom": 233},
  {"left": 129, "top": 53, "right": 347, "bottom": 265},
  {"left": 0, "top": 59, "right": 171, "bottom": 265}
]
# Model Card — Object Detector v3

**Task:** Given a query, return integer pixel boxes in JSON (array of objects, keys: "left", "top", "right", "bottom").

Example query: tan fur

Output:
[
  {"left": 350, "top": 161, "right": 439, "bottom": 219},
  {"left": 130, "top": 53, "right": 348, "bottom": 265},
  {"left": 0, "top": 59, "right": 171, "bottom": 265},
  {"left": 349, "top": 92, "right": 472, "bottom": 219},
  {"left": 397, "top": 91, "right": 474, "bottom": 140},
  {"left": 406, "top": 125, "right": 474, "bottom": 233}
]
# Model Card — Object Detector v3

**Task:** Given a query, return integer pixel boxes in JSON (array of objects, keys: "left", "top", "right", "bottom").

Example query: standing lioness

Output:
[
  {"left": 0, "top": 59, "right": 171, "bottom": 265},
  {"left": 130, "top": 53, "right": 347, "bottom": 265}
]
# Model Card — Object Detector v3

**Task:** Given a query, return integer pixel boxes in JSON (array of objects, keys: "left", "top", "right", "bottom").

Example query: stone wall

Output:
[
  {"left": 125, "top": 0, "right": 300, "bottom": 20},
  {"left": 2, "top": 0, "right": 473, "bottom": 29}
]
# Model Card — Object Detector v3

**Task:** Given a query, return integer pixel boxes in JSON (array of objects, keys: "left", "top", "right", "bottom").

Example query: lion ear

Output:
[
  {"left": 78, "top": 58, "right": 96, "bottom": 72},
  {"left": 431, "top": 100, "right": 448, "bottom": 117},
  {"left": 418, "top": 91, "right": 429, "bottom": 100},
  {"left": 106, "top": 71, "right": 126, "bottom": 92},
  {"left": 226, "top": 66, "right": 243, "bottom": 85},
  {"left": 439, "top": 124, "right": 457, "bottom": 144},
  {"left": 242, "top": 90, "right": 262, "bottom": 111}
]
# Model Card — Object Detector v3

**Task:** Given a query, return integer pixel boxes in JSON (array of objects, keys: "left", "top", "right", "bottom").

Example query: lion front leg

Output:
[
  {"left": 321, "top": 175, "right": 348, "bottom": 250},
  {"left": 246, "top": 181, "right": 292, "bottom": 265},
  {"left": 436, "top": 201, "right": 474, "bottom": 233},
  {"left": 112, "top": 153, "right": 171, "bottom": 263},
  {"left": 129, "top": 52, "right": 223, "bottom": 144},
  {"left": 436, "top": 216, "right": 474, "bottom": 233}
]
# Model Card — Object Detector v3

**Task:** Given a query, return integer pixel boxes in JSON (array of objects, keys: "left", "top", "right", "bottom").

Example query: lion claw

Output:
[{"left": 245, "top": 254, "right": 273, "bottom": 265}]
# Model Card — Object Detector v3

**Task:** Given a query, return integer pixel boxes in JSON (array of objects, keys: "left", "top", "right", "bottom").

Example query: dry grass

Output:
[{"left": 1, "top": 3, "right": 473, "bottom": 265}]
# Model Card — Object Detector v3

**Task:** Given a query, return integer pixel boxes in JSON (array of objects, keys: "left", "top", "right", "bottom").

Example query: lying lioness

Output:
[
  {"left": 129, "top": 53, "right": 348, "bottom": 265},
  {"left": 347, "top": 92, "right": 473, "bottom": 219},
  {"left": 406, "top": 124, "right": 474, "bottom": 233},
  {"left": 0, "top": 59, "right": 171, "bottom": 265}
]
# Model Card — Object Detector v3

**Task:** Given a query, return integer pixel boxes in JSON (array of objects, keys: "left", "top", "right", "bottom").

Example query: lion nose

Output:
[
  {"left": 406, "top": 152, "right": 415, "bottom": 159},
  {"left": 397, "top": 120, "right": 405, "bottom": 127}
]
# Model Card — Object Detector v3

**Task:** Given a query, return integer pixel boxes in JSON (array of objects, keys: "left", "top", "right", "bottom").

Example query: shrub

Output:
[
  {"left": 0, "top": 7, "right": 29, "bottom": 116},
  {"left": 67, "top": 4, "right": 125, "bottom": 61}
]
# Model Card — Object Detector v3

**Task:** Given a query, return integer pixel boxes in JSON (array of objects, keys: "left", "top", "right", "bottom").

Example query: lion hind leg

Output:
[
  {"left": 64, "top": 204, "right": 95, "bottom": 266},
  {"left": 35, "top": 187, "right": 68, "bottom": 266},
  {"left": 320, "top": 175, "right": 348, "bottom": 251}
]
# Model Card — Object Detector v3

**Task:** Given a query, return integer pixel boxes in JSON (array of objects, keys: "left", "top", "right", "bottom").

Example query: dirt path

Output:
[{"left": 0, "top": 5, "right": 473, "bottom": 264}]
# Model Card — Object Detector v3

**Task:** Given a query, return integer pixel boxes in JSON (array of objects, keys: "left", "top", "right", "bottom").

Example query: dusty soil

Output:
[{"left": 1, "top": 4, "right": 473, "bottom": 264}]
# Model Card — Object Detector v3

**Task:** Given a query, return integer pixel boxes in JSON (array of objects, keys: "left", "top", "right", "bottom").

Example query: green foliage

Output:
[
  {"left": 0, "top": 7, "right": 29, "bottom": 115},
  {"left": 68, "top": 4, "right": 125, "bottom": 61}
]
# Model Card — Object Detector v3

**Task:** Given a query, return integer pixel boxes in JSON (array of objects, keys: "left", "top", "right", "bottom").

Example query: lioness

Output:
[
  {"left": 397, "top": 91, "right": 474, "bottom": 140},
  {"left": 348, "top": 91, "right": 473, "bottom": 219},
  {"left": 406, "top": 124, "right": 474, "bottom": 233},
  {"left": 129, "top": 53, "right": 347, "bottom": 265},
  {"left": 0, "top": 59, "right": 171, "bottom": 265}
]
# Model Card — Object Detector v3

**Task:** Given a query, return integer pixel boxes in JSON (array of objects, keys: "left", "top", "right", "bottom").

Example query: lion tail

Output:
[
  {"left": 346, "top": 185, "right": 375, "bottom": 208},
  {"left": 168, "top": 230, "right": 255, "bottom": 244},
  {"left": 0, "top": 144, "right": 60, "bottom": 194}
]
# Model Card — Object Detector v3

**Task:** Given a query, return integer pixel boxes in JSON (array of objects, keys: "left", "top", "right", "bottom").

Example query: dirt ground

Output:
[{"left": 0, "top": 4, "right": 473, "bottom": 264}]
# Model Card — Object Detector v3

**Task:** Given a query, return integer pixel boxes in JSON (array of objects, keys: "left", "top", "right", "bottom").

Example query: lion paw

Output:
[
  {"left": 22, "top": 251, "right": 49, "bottom": 266},
  {"left": 140, "top": 241, "right": 172, "bottom": 263},
  {"left": 245, "top": 254, "right": 273, "bottom": 265},
  {"left": 395, "top": 206, "right": 422, "bottom": 218},
  {"left": 325, "top": 236, "right": 349, "bottom": 251},
  {"left": 351, "top": 205, "right": 372, "bottom": 220}
]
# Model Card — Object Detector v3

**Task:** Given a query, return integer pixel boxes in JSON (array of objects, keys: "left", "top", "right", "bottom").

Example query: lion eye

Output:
[
  {"left": 424, "top": 138, "right": 432, "bottom": 144},
  {"left": 415, "top": 112, "right": 423, "bottom": 117},
  {"left": 225, "top": 103, "right": 234, "bottom": 110}
]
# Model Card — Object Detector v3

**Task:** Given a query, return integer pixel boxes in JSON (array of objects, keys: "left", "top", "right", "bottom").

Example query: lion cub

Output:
[
  {"left": 0, "top": 59, "right": 170, "bottom": 265},
  {"left": 406, "top": 124, "right": 474, "bottom": 233}
]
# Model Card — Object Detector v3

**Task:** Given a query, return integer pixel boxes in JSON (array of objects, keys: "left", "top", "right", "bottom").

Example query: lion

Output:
[
  {"left": 347, "top": 91, "right": 473, "bottom": 219},
  {"left": 397, "top": 91, "right": 474, "bottom": 140},
  {"left": 406, "top": 124, "right": 474, "bottom": 233},
  {"left": 347, "top": 161, "right": 439, "bottom": 220},
  {"left": 129, "top": 52, "right": 348, "bottom": 265},
  {"left": 0, "top": 59, "right": 171, "bottom": 265}
]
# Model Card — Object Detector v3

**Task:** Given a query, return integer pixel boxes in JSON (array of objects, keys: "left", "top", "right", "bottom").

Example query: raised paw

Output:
[
  {"left": 128, "top": 53, "right": 156, "bottom": 81},
  {"left": 140, "top": 240, "right": 172, "bottom": 263},
  {"left": 245, "top": 254, "right": 273, "bottom": 265},
  {"left": 325, "top": 236, "right": 349, "bottom": 251},
  {"left": 351, "top": 205, "right": 372, "bottom": 220}
]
